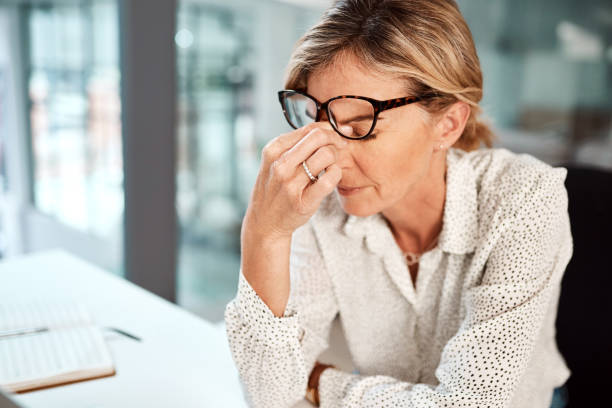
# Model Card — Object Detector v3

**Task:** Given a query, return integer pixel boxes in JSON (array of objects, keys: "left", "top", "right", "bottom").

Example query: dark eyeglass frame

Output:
[{"left": 278, "top": 89, "right": 431, "bottom": 140}]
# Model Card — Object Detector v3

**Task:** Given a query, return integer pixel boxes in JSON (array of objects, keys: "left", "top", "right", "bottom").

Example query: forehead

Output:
[{"left": 306, "top": 53, "right": 406, "bottom": 101}]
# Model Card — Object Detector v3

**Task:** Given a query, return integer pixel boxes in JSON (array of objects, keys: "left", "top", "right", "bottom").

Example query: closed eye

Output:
[
  {"left": 345, "top": 114, "right": 374, "bottom": 123},
  {"left": 359, "top": 133, "right": 377, "bottom": 141}
]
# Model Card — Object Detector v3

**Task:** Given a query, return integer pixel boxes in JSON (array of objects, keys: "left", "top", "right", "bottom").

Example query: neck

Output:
[{"left": 382, "top": 152, "right": 447, "bottom": 254}]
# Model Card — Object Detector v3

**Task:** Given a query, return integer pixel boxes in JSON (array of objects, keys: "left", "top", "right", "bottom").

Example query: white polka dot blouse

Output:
[{"left": 224, "top": 147, "right": 572, "bottom": 408}]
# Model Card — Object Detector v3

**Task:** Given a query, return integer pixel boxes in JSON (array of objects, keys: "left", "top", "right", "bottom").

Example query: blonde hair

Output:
[{"left": 284, "top": 0, "right": 494, "bottom": 151}]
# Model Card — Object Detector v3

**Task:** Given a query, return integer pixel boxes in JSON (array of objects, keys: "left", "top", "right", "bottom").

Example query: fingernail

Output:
[{"left": 339, "top": 125, "right": 353, "bottom": 136}]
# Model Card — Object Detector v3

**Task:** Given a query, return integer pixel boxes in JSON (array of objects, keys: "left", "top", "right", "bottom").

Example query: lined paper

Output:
[
  {"left": 0, "top": 302, "right": 115, "bottom": 393},
  {"left": 0, "top": 301, "right": 92, "bottom": 332}
]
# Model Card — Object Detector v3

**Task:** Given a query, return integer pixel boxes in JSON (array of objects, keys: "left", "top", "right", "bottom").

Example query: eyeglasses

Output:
[{"left": 278, "top": 89, "right": 429, "bottom": 140}]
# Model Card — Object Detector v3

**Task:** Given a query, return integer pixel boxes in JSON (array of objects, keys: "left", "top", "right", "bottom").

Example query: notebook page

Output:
[
  {"left": 0, "top": 301, "right": 92, "bottom": 332},
  {"left": 0, "top": 326, "right": 115, "bottom": 393}
]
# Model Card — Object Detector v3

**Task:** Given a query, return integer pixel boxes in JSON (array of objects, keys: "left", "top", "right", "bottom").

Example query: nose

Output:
[
  {"left": 333, "top": 134, "right": 354, "bottom": 170},
  {"left": 316, "top": 112, "right": 353, "bottom": 167},
  {"left": 317, "top": 109, "right": 332, "bottom": 127}
]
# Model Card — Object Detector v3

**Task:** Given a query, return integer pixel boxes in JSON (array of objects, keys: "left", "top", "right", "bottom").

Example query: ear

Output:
[{"left": 434, "top": 101, "right": 471, "bottom": 150}]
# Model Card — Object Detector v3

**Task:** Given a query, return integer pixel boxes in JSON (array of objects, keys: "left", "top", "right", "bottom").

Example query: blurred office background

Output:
[{"left": 0, "top": 0, "right": 610, "bottom": 322}]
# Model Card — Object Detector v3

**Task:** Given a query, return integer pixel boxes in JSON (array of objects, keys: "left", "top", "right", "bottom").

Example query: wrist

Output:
[
  {"left": 242, "top": 212, "right": 293, "bottom": 245},
  {"left": 239, "top": 221, "right": 293, "bottom": 318},
  {"left": 242, "top": 223, "right": 292, "bottom": 250}
]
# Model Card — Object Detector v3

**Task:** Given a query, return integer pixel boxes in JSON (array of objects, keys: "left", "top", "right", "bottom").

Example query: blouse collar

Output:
[{"left": 340, "top": 147, "right": 478, "bottom": 256}]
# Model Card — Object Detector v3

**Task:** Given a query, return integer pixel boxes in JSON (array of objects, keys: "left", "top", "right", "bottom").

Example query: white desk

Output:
[{"left": 0, "top": 250, "right": 313, "bottom": 408}]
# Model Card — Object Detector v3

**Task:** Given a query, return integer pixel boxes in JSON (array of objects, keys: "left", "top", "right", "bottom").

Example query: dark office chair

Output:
[{"left": 555, "top": 164, "right": 612, "bottom": 408}]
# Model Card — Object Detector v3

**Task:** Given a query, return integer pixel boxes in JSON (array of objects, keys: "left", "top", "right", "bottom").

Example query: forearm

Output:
[
  {"left": 240, "top": 223, "right": 292, "bottom": 317},
  {"left": 225, "top": 291, "right": 306, "bottom": 408}
]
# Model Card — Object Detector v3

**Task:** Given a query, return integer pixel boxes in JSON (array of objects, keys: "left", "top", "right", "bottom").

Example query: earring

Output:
[{"left": 438, "top": 143, "right": 445, "bottom": 150}]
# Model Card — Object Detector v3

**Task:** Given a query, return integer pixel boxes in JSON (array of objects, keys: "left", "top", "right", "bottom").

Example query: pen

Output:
[
  {"left": 0, "top": 327, "right": 49, "bottom": 339},
  {"left": 0, "top": 326, "right": 141, "bottom": 342},
  {"left": 103, "top": 326, "right": 142, "bottom": 342}
]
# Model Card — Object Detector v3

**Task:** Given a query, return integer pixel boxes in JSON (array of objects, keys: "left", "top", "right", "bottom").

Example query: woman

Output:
[{"left": 224, "top": 1, "right": 572, "bottom": 407}]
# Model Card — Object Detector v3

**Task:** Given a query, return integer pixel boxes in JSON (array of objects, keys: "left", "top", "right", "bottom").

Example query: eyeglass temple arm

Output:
[{"left": 375, "top": 96, "right": 425, "bottom": 113}]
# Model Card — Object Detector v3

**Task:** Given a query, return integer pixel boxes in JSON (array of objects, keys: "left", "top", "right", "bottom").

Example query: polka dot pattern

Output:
[{"left": 224, "top": 147, "right": 572, "bottom": 408}]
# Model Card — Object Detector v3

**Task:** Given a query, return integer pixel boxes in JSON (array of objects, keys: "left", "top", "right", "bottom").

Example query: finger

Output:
[
  {"left": 280, "top": 125, "right": 350, "bottom": 170},
  {"left": 301, "top": 163, "right": 342, "bottom": 211},
  {"left": 277, "top": 121, "right": 336, "bottom": 152},
  {"left": 295, "top": 145, "right": 337, "bottom": 186},
  {"left": 262, "top": 122, "right": 334, "bottom": 165}
]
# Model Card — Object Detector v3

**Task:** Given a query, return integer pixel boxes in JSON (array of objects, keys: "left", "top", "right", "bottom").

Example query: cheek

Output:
[
  {"left": 375, "top": 135, "right": 428, "bottom": 181},
  {"left": 346, "top": 145, "right": 414, "bottom": 205},
  {"left": 349, "top": 116, "right": 433, "bottom": 185},
  {"left": 349, "top": 144, "right": 388, "bottom": 183},
  {"left": 366, "top": 133, "right": 432, "bottom": 198}
]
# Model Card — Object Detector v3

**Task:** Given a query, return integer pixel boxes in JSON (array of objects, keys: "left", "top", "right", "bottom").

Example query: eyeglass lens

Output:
[
  {"left": 283, "top": 93, "right": 375, "bottom": 138},
  {"left": 284, "top": 93, "right": 317, "bottom": 128}
]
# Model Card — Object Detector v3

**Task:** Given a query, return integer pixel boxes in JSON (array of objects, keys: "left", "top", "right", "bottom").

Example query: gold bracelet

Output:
[
  {"left": 305, "top": 386, "right": 318, "bottom": 405},
  {"left": 306, "top": 362, "right": 335, "bottom": 406}
]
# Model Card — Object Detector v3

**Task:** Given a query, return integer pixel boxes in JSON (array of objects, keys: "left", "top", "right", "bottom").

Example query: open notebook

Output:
[{"left": 0, "top": 301, "right": 116, "bottom": 393}]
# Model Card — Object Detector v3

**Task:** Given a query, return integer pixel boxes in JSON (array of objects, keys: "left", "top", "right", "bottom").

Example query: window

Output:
[
  {"left": 26, "top": 1, "right": 123, "bottom": 242},
  {"left": 175, "top": 0, "right": 322, "bottom": 321},
  {"left": 458, "top": 0, "right": 612, "bottom": 168},
  {"left": 0, "top": 43, "right": 8, "bottom": 258}
]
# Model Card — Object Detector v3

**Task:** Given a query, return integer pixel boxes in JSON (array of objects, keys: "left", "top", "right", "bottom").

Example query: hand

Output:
[{"left": 242, "top": 122, "right": 349, "bottom": 242}]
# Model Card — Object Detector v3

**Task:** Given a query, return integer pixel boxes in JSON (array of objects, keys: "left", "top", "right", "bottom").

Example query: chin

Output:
[{"left": 335, "top": 191, "right": 382, "bottom": 217}]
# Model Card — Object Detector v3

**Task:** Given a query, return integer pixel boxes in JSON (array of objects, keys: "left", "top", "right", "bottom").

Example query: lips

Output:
[{"left": 337, "top": 185, "right": 363, "bottom": 196}]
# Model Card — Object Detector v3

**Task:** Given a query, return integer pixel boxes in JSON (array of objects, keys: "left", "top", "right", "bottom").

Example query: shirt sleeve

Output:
[
  {"left": 224, "top": 221, "right": 339, "bottom": 408},
  {"left": 317, "top": 168, "right": 573, "bottom": 408}
]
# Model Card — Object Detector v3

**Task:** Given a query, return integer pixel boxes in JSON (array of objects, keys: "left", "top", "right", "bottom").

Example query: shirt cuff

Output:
[
  {"left": 318, "top": 367, "right": 361, "bottom": 407},
  {"left": 233, "top": 268, "right": 302, "bottom": 342}
]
